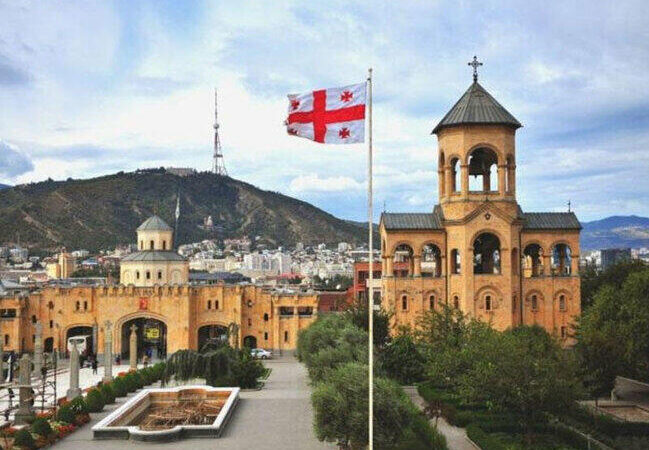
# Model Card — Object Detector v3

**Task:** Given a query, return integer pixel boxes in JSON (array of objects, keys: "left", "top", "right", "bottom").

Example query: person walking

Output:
[{"left": 91, "top": 357, "right": 98, "bottom": 375}]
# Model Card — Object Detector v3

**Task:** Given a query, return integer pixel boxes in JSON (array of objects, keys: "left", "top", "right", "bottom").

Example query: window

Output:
[
  {"left": 284, "top": 331, "right": 289, "bottom": 343},
  {"left": 4, "top": 335, "right": 8, "bottom": 345},
  {"left": 248, "top": 318, "right": 252, "bottom": 326},
  {"left": 264, "top": 332, "right": 268, "bottom": 341},
  {"left": 559, "top": 295, "right": 566, "bottom": 311},
  {"left": 473, "top": 233, "right": 501, "bottom": 274},
  {"left": 136, "top": 271, "right": 140, "bottom": 280},
  {"left": 150, "top": 240, "right": 154, "bottom": 250},
  {"left": 468, "top": 147, "right": 498, "bottom": 192},
  {"left": 450, "top": 157, "right": 460, "bottom": 192},
  {"left": 83, "top": 301, "right": 88, "bottom": 310},
  {"left": 453, "top": 296, "right": 459, "bottom": 309},
  {"left": 75, "top": 301, "right": 80, "bottom": 311},
  {"left": 263, "top": 313, "right": 269, "bottom": 321},
  {"left": 531, "top": 295, "right": 538, "bottom": 311},
  {"left": 207, "top": 300, "right": 212, "bottom": 310},
  {"left": 215, "top": 300, "right": 219, "bottom": 310},
  {"left": 31, "top": 315, "right": 37, "bottom": 324},
  {"left": 49, "top": 320, "right": 53, "bottom": 329},
  {"left": 162, "top": 240, "right": 167, "bottom": 250},
  {"left": 451, "top": 249, "right": 461, "bottom": 274},
  {"left": 560, "top": 326, "right": 567, "bottom": 339},
  {"left": 485, "top": 295, "right": 492, "bottom": 311},
  {"left": 429, "top": 295, "right": 435, "bottom": 310},
  {"left": 146, "top": 271, "right": 151, "bottom": 280},
  {"left": 140, "top": 240, "right": 143, "bottom": 250},
  {"left": 32, "top": 334, "right": 35, "bottom": 343},
  {"left": 401, "top": 295, "right": 408, "bottom": 311},
  {"left": 158, "top": 271, "right": 162, "bottom": 280}
]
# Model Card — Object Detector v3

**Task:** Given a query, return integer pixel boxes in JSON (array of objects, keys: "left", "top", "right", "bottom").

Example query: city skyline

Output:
[{"left": 1, "top": 1, "right": 649, "bottom": 222}]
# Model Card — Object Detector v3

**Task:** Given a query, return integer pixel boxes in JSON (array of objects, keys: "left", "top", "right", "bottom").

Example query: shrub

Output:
[
  {"left": 85, "top": 389, "right": 105, "bottom": 413},
  {"left": 13, "top": 428, "right": 36, "bottom": 449},
  {"left": 466, "top": 424, "right": 508, "bottom": 450},
  {"left": 99, "top": 383, "right": 116, "bottom": 404},
  {"left": 111, "top": 377, "right": 127, "bottom": 397},
  {"left": 56, "top": 405, "right": 76, "bottom": 424},
  {"left": 68, "top": 397, "right": 88, "bottom": 415},
  {"left": 30, "top": 417, "right": 53, "bottom": 437},
  {"left": 123, "top": 373, "right": 138, "bottom": 392},
  {"left": 132, "top": 371, "right": 145, "bottom": 389}
]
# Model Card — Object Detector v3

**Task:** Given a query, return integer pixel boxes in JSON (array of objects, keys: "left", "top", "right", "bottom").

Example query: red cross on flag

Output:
[{"left": 286, "top": 82, "right": 366, "bottom": 144}]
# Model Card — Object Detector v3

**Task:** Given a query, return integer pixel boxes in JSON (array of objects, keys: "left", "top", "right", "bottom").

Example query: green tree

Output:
[
  {"left": 344, "top": 299, "right": 391, "bottom": 348},
  {"left": 379, "top": 329, "right": 425, "bottom": 384},
  {"left": 581, "top": 259, "right": 646, "bottom": 309}
]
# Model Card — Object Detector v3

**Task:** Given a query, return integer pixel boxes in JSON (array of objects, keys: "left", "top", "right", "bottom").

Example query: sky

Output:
[{"left": 1, "top": 0, "right": 649, "bottom": 223}]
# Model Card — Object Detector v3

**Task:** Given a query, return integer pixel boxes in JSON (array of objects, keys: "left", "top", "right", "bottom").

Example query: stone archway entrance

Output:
[
  {"left": 243, "top": 335, "right": 257, "bottom": 349},
  {"left": 44, "top": 337, "right": 54, "bottom": 353},
  {"left": 121, "top": 318, "right": 167, "bottom": 361},
  {"left": 66, "top": 326, "right": 93, "bottom": 362},
  {"left": 197, "top": 325, "right": 228, "bottom": 351}
]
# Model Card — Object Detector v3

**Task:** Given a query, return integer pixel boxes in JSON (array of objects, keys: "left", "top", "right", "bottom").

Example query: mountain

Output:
[
  {"left": 580, "top": 215, "right": 649, "bottom": 250},
  {"left": 0, "top": 184, "right": 10, "bottom": 190},
  {"left": 0, "top": 169, "right": 366, "bottom": 251}
]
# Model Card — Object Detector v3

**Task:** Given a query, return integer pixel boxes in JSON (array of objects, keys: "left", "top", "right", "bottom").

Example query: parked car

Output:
[{"left": 250, "top": 348, "right": 272, "bottom": 359}]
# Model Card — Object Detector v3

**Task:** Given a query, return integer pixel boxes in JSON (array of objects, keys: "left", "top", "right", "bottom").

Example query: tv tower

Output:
[{"left": 212, "top": 89, "right": 228, "bottom": 176}]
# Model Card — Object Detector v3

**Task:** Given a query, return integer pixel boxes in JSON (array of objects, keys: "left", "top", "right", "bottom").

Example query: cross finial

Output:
[
  {"left": 568, "top": 200, "right": 571, "bottom": 212},
  {"left": 468, "top": 55, "right": 483, "bottom": 83}
]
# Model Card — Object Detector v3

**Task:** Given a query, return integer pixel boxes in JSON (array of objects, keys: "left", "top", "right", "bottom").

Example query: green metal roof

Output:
[
  {"left": 121, "top": 251, "right": 185, "bottom": 262},
  {"left": 137, "top": 215, "right": 173, "bottom": 232},
  {"left": 432, "top": 82, "right": 522, "bottom": 134},
  {"left": 522, "top": 212, "right": 581, "bottom": 230},
  {"left": 381, "top": 206, "right": 444, "bottom": 230}
]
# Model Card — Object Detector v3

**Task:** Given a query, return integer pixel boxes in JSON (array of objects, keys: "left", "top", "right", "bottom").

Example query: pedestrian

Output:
[
  {"left": 91, "top": 357, "right": 98, "bottom": 375},
  {"left": 142, "top": 354, "right": 149, "bottom": 368},
  {"left": 115, "top": 354, "right": 121, "bottom": 366}
]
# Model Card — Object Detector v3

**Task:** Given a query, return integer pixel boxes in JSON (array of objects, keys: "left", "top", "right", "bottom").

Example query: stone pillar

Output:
[
  {"left": 438, "top": 168, "right": 445, "bottom": 199},
  {"left": 66, "top": 344, "right": 81, "bottom": 401},
  {"left": 571, "top": 255, "right": 579, "bottom": 276},
  {"left": 103, "top": 321, "right": 113, "bottom": 383},
  {"left": 413, "top": 256, "right": 422, "bottom": 276},
  {"left": 498, "top": 165, "right": 506, "bottom": 195},
  {"left": 0, "top": 324, "right": 4, "bottom": 382},
  {"left": 129, "top": 325, "right": 138, "bottom": 370},
  {"left": 444, "top": 166, "right": 453, "bottom": 196},
  {"left": 33, "top": 321, "right": 43, "bottom": 379},
  {"left": 92, "top": 321, "right": 99, "bottom": 357},
  {"left": 460, "top": 164, "right": 469, "bottom": 197},
  {"left": 15, "top": 354, "right": 34, "bottom": 424},
  {"left": 386, "top": 257, "right": 393, "bottom": 277}
]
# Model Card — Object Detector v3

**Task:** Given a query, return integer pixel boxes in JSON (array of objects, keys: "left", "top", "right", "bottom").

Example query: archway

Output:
[
  {"left": 197, "top": 324, "right": 228, "bottom": 351},
  {"left": 66, "top": 326, "right": 93, "bottom": 361},
  {"left": 473, "top": 232, "right": 501, "bottom": 274},
  {"left": 393, "top": 243, "right": 414, "bottom": 277},
  {"left": 243, "top": 335, "right": 257, "bottom": 349},
  {"left": 551, "top": 243, "right": 572, "bottom": 276},
  {"left": 468, "top": 147, "right": 498, "bottom": 192},
  {"left": 44, "top": 337, "right": 54, "bottom": 353},
  {"left": 523, "top": 244, "right": 543, "bottom": 277},
  {"left": 121, "top": 317, "right": 167, "bottom": 361},
  {"left": 421, "top": 243, "right": 442, "bottom": 277}
]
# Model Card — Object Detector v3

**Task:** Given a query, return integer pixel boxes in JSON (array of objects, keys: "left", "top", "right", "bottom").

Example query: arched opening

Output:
[
  {"left": 451, "top": 157, "right": 460, "bottom": 192},
  {"left": 393, "top": 244, "right": 414, "bottom": 277},
  {"left": 197, "top": 324, "right": 228, "bottom": 350},
  {"left": 485, "top": 295, "right": 492, "bottom": 311},
  {"left": 506, "top": 155, "right": 515, "bottom": 193},
  {"left": 140, "top": 240, "right": 143, "bottom": 250},
  {"left": 401, "top": 294, "right": 408, "bottom": 311},
  {"left": 473, "top": 232, "right": 501, "bottom": 274},
  {"left": 428, "top": 294, "right": 436, "bottom": 310},
  {"left": 66, "top": 326, "right": 93, "bottom": 362},
  {"left": 263, "top": 313, "right": 269, "bottom": 321},
  {"left": 421, "top": 244, "right": 442, "bottom": 277},
  {"left": 243, "top": 335, "right": 257, "bottom": 349},
  {"left": 162, "top": 240, "right": 167, "bottom": 250},
  {"left": 523, "top": 244, "right": 543, "bottom": 277},
  {"left": 121, "top": 317, "right": 167, "bottom": 361},
  {"left": 558, "top": 294, "right": 567, "bottom": 311},
  {"left": 149, "top": 240, "right": 154, "bottom": 250},
  {"left": 468, "top": 147, "right": 498, "bottom": 192},
  {"left": 511, "top": 248, "right": 519, "bottom": 276},
  {"left": 439, "top": 153, "right": 445, "bottom": 196},
  {"left": 450, "top": 249, "right": 461, "bottom": 274},
  {"left": 453, "top": 296, "right": 460, "bottom": 309},
  {"left": 44, "top": 337, "right": 54, "bottom": 353},
  {"left": 551, "top": 244, "right": 572, "bottom": 276},
  {"left": 530, "top": 294, "right": 539, "bottom": 311}
]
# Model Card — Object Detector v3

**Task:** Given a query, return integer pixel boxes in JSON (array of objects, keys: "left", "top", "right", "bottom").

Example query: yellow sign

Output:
[{"left": 144, "top": 327, "right": 160, "bottom": 340}]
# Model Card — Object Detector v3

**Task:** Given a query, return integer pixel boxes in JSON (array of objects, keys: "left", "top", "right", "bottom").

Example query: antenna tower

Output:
[{"left": 213, "top": 89, "right": 228, "bottom": 176}]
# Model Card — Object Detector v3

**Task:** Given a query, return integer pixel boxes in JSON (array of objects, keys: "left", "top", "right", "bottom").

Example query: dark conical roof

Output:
[
  {"left": 432, "top": 81, "right": 522, "bottom": 134},
  {"left": 137, "top": 215, "right": 173, "bottom": 231}
]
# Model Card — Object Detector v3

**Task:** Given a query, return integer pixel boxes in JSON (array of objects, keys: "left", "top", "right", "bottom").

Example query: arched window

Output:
[
  {"left": 136, "top": 271, "right": 140, "bottom": 280},
  {"left": 158, "top": 271, "right": 162, "bottom": 280},
  {"left": 248, "top": 318, "right": 252, "bottom": 326},
  {"left": 439, "top": 152, "right": 445, "bottom": 196},
  {"left": 75, "top": 301, "right": 80, "bottom": 311},
  {"left": 451, "top": 157, "right": 460, "bottom": 192},
  {"left": 511, "top": 248, "right": 519, "bottom": 276},
  {"left": 453, "top": 296, "right": 460, "bottom": 309},
  {"left": 4, "top": 335, "right": 8, "bottom": 345},
  {"left": 468, "top": 147, "right": 498, "bottom": 192},
  {"left": 215, "top": 300, "right": 219, "bottom": 309},
  {"left": 393, "top": 244, "right": 414, "bottom": 277},
  {"left": 422, "top": 244, "right": 442, "bottom": 277},
  {"left": 429, "top": 294, "right": 435, "bottom": 310},
  {"left": 31, "top": 315, "right": 37, "bottom": 324},
  {"left": 451, "top": 249, "right": 461, "bottom": 274},
  {"left": 485, "top": 295, "right": 492, "bottom": 311},
  {"left": 146, "top": 271, "right": 151, "bottom": 280},
  {"left": 264, "top": 313, "right": 269, "bottom": 321},
  {"left": 523, "top": 244, "right": 543, "bottom": 277},
  {"left": 207, "top": 300, "right": 212, "bottom": 310},
  {"left": 150, "top": 240, "right": 154, "bottom": 250},
  {"left": 264, "top": 332, "right": 268, "bottom": 340},
  {"left": 162, "top": 240, "right": 167, "bottom": 250},
  {"left": 284, "top": 331, "right": 289, "bottom": 343},
  {"left": 49, "top": 320, "right": 53, "bottom": 328},
  {"left": 531, "top": 294, "right": 538, "bottom": 311},
  {"left": 551, "top": 244, "right": 572, "bottom": 276},
  {"left": 473, "top": 233, "right": 501, "bottom": 274},
  {"left": 559, "top": 294, "right": 566, "bottom": 311},
  {"left": 401, "top": 295, "right": 408, "bottom": 311},
  {"left": 83, "top": 301, "right": 88, "bottom": 310},
  {"left": 140, "top": 240, "right": 143, "bottom": 250}
]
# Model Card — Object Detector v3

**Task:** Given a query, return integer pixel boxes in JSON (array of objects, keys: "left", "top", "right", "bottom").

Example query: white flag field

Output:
[{"left": 285, "top": 82, "right": 366, "bottom": 144}]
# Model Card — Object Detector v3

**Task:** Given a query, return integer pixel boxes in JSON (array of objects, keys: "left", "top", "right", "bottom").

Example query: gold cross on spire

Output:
[{"left": 468, "top": 55, "right": 483, "bottom": 83}]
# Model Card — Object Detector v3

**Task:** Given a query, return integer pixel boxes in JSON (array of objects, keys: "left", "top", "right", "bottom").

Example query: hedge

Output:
[
  {"left": 85, "top": 389, "right": 105, "bottom": 413},
  {"left": 466, "top": 424, "right": 509, "bottom": 450},
  {"left": 565, "top": 404, "right": 649, "bottom": 437},
  {"left": 13, "top": 428, "right": 36, "bottom": 449},
  {"left": 31, "top": 417, "right": 54, "bottom": 437},
  {"left": 99, "top": 383, "right": 116, "bottom": 404},
  {"left": 56, "top": 405, "right": 76, "bottom": 424}
]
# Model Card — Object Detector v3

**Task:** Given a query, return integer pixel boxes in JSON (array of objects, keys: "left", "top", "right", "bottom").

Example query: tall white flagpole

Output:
[{"left": 367, "top": 67, "right": 374, "bottom": 450}]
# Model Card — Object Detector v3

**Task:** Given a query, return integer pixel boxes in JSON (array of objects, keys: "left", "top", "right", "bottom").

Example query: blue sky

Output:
[{"left": 1, "top": 1, "right": 648, "bottom": 222}]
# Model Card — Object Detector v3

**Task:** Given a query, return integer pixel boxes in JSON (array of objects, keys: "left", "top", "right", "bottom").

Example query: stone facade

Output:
[{"left": 380, "top": 79, "right": 581, "bottom": 344}]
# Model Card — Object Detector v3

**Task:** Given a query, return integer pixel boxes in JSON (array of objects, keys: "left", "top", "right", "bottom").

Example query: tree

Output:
[
  {"left": 379, "top": 328, "right": 425, "bottom": 384},
  {"left": 344, "top": 299, "right": 391, "bottom": 348},
  {"left": 581, "top": 259, "right": 646, "bottom": 309}
]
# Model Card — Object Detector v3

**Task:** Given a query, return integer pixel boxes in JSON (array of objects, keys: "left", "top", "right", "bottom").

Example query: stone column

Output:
[
  {"left": 66, "top": 344, "right": 81, "bottom": 401},
  {"left": 129, "top": 325, "right": 138, "bottom": 370},
  {"left": 460, "top": 164, "right": 469, "bottom": 197},
  {"left": 386, "top": 257, "right": 393, "bottom": 277},
  {"left": 33, "top": 321, "right": 43, "bottom": 379},
  {"left": 0, "top": 323, "right": 4, "bottom": 382},
  {"left": 92, "top": 321, "right": 99, "bottom": 357},
  {"left": 498, "top": 165, "right": 506, "bottom": 195},
  {"left": 413, "top": 256, "right": 422, "bottom": 276},
  {"left": 15, "top": 354, "right": 34, "bottom": 424},
  {"left": 103, "top": 321, "right": 113, "bottom": 383}
]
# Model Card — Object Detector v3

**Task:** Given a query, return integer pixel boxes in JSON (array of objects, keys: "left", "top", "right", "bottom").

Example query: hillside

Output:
[
  {"left": 0, "top": 169, "right": 366, "bottom": 251},
  {"left": 581, "top": 215, "right": 649, "bottom": 250}
]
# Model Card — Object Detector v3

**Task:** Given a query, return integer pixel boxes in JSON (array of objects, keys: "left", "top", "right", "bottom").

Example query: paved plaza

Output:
[{"left": 52, "top": 356, "right": 334, "bottom": 450}]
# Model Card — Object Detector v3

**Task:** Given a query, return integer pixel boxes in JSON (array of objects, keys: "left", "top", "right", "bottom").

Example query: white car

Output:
[{"left": 251, "top": 348, "right": 272, "bottom": 359}]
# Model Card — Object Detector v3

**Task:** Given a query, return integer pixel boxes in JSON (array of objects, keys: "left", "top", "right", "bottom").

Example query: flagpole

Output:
[{"left": 367, "top": 67, "right": 374, "bottom": 450}]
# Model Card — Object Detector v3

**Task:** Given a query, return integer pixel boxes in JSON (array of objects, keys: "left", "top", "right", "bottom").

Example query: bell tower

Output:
[{"left": 434, "top": 57, "right": 522, "bottom": 221}]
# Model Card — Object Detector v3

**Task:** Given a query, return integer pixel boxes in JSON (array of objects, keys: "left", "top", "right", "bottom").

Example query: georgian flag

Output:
[{"left": 286, "top": 82, "right": 366, "bottom": 144}]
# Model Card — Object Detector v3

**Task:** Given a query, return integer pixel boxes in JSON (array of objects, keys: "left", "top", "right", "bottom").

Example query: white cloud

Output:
[{"left": 289, "top": 174, "right": 364, "bottom": 193}]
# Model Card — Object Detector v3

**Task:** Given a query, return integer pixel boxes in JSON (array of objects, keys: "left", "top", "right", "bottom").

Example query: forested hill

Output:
[
  {"left": 581, "top": 215, "right": 649, "bottom": 250},
  {"left": 0, "top": 169, "right": 366, "bottom": 251}
]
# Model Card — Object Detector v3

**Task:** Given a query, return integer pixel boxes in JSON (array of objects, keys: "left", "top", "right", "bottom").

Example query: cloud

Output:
[
  {"left": 289, "top": 174, "right": 364, "bottom": 193},
  {"left": 0, "top": 141, "right": 34, "bottom": 178},
  {"left": 0, "top": 55, "right": 30, "bottom": 86}
]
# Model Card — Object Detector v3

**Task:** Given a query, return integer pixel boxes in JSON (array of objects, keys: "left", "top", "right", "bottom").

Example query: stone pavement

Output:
[
  {"left": 52, "top": 356, "right": 335, "bottom": 450},
  {"left": 403, "top": 386, "right": 479, "bottom": 450}
]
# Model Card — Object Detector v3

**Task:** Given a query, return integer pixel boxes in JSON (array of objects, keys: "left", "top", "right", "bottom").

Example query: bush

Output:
[
  {"left": 68, "top": 397, "right": 88, "bottom": 415},
  {"left": 111, "top": 377, "right": 127, "bottom": 397},
  {"left": 466, "top": 424, "right": 508, "bottom": 450},
  {"left": 30, "top": 417, "right": 53, "bottom": 437},
  {"left": 56, "top": 405, "right": 76, "bottom": 424},
  {"left": 99, "top": 383, "right": 116, "bottom": 404},
  {"left": 13, "top": 428, "right": 36, "bottom": 449},
  {"left": 132, "top": 371, "right": 145, "bottom": 389},
  {"left": 85, "top": 389, "right": 105, "bottom": 413},
  {"left": 123, "top": 373, "right": 138, "bottom": 392}
]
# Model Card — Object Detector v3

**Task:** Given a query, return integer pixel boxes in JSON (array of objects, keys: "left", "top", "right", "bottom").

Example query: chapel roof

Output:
[
  {"left": 522, "top": 212, "right": 582, "bottom": 230},
  {"left": 381, "top": 206, "right": 444, "bottom": 230},
  {"left": 121, "top": 251, "right": 185, "bottom": 262},
  {"left": 432, "top": 81, "right": 522, "bottom": 134},
  {"left": 137, "top": 215, "right": 173, "bottom": 232}
]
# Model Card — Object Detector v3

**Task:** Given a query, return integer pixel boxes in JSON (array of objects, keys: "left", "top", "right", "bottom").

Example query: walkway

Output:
[
  {"left": 52, "top": 356, "right": 334, "bottom": 450},
  {"left": 403, "top": 386, "right": 479, "bottom": 450}
]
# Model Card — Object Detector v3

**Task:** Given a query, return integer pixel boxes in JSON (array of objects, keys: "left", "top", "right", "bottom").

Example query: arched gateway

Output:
[{"left": 120, "top": 317, "right": 167, "bottom": 361}]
